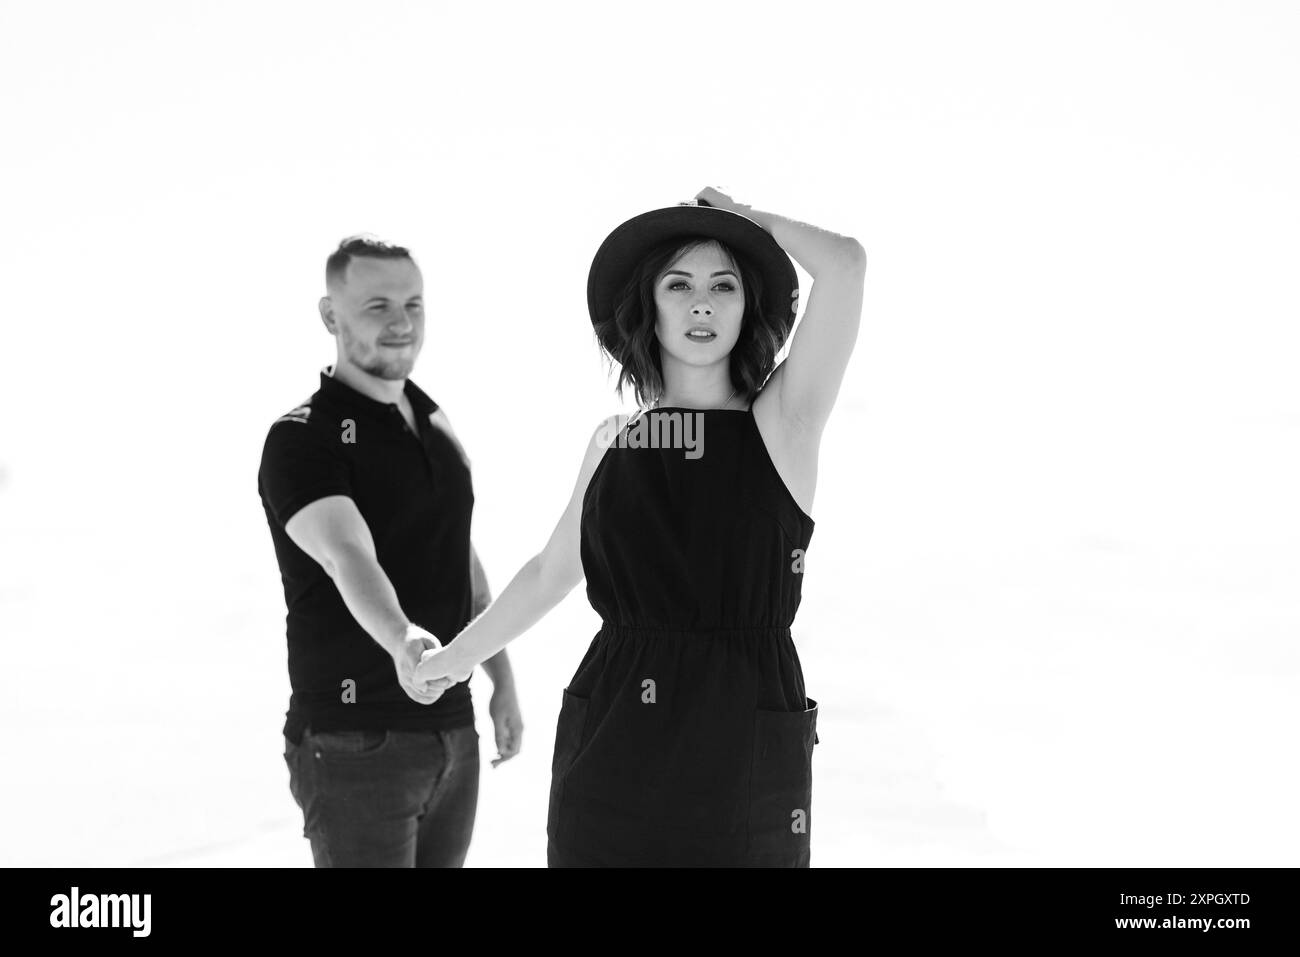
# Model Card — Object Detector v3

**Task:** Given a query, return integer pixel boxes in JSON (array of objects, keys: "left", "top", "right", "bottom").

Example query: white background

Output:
[{"left": 1, "top": 0, "right": 1296, "bottom": 866}]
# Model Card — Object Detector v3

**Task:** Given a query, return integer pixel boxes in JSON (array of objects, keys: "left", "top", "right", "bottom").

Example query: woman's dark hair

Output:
[{"left": 595, "top": 237, "right": 789, "bottom": 408}]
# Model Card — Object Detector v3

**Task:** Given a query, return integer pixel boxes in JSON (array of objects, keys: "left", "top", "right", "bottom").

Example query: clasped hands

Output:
[
  {"left": 391, "top": 624, "right": 474, "bottom": 704},
  {"left": 392, "top": 624, "right": 522, "bottom": 767}
]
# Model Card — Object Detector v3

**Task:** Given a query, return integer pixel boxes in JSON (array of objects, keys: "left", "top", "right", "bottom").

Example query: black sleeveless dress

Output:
[{"left": 546, "top": 407, "right": 819, "bottom": 867}]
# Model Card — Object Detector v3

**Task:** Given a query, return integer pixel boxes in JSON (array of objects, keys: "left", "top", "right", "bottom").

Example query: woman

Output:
[{"left": 416, "top": 187, "right": 866, "bottom": 866}]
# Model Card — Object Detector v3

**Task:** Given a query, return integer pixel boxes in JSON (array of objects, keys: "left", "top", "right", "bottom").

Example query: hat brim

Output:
[{"left": 587, "top": 205, "right": 798, "bottom": 355}]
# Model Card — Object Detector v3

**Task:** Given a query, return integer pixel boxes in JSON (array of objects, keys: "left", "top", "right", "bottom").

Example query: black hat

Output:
[{"left": 586, "top": 201, "right": 798, "bottom": 355}]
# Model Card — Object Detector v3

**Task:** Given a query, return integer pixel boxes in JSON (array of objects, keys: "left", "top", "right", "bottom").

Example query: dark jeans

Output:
[{"left": 284, "top": 724, "right": 480, "bottom": 867}]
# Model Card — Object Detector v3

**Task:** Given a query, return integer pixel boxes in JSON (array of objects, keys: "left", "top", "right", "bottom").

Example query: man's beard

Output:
[
  {"left": 342, "top": 329, "right": 417, "bottom": 380},
  {"left": 357, "top": 354, "right": 415, "bottom": 380}
]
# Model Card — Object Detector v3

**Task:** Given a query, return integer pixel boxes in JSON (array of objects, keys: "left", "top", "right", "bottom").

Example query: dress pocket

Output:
[
  {"left": 747, "top": 697, "right": 818, "bottom": 867},
  {"left": 547, "top": 689, "right": 590, "bottom": 846}
]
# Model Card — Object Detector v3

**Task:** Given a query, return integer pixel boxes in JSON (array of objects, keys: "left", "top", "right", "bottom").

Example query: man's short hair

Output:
[{"left": 325, "top": 234, "right": 414, "bottom": 288}]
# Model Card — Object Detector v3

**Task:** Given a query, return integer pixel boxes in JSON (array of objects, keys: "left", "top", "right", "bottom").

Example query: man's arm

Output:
[
  {"left": 469, "top": 542, "right": 492, "bottom": 618},
  {"left": 466, "top": 541, "right": 522, "bottom": 765},
  {"left": 433, "top": 406, "right": 512, "bottom": 691},
  {"left": 469, "top": 542, "right": 515, "bottom": 689},
  {"left": 284, "top": 494, "right": 450, "bottom": 704}
]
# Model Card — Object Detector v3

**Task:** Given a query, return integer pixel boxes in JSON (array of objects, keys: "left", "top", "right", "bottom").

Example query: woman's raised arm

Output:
[{"left": 698, "top": 187, "right": 866, "bottom": 435}]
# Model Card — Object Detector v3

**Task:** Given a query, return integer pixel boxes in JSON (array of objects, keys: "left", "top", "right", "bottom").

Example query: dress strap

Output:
[{"left": 625, "top": 405, "right": 652, "bottom": 432}]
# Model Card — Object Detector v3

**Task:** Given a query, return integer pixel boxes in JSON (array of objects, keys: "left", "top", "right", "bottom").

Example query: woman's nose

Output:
[{"left": 690, "top": 302, "right": 713, "bottom": 317}]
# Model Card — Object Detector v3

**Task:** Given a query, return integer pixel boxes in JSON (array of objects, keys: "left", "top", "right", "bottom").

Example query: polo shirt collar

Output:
[{"left": 318, "top": 365, "right": 437, "bottom": 419}]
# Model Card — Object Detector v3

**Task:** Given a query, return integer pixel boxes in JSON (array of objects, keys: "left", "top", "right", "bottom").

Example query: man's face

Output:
[{"left": 323, "top": 256, "right": 425, "bottom": 380}]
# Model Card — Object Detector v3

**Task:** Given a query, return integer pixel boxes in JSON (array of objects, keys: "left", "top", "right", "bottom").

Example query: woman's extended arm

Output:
[
  {"left": 413, "top": 415, "right": 627, "bottom": 684},
  {"left": 698, "top": 187, "right": 867, "bottom": 435}
]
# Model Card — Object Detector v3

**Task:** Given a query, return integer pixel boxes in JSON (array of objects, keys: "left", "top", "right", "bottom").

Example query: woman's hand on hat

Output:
[{"left": 695, "top": 186, "right": 746, "bottom": 212}]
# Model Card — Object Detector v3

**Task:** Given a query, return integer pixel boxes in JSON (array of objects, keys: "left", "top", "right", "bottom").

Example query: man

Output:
[{"left": 258, "top": 235, "right": 522, "bottom": 867}]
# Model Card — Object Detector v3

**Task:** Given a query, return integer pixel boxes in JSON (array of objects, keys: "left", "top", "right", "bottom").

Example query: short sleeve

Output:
[{"left": 258, "top": 419, "right": 353, "bottom": 527}]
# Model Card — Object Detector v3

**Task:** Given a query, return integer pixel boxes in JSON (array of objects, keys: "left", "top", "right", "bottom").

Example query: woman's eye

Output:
[
  {"left": 668, "top": 281, "right": 689, "bottom": 291},
  {"left": 713, "top": 282, "right": 736, "bottom": 292}
]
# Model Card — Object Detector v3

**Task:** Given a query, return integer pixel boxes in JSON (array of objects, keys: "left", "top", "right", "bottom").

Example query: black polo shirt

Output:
[{"left": 258, "top": 367, "right": 476, "bottom": 744}]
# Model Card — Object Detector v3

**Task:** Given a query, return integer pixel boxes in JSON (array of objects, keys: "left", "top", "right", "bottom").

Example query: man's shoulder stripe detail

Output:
[{"left": 274, "top": 401, "right": 314, "bottom": 425}]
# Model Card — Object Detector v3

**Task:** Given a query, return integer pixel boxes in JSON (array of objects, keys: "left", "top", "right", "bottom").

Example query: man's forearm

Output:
[
  {"left": 480, "top": 648, "right": 515, "bottom": 689},
  {"left": 326, "top": 546, "right": 411, "bottom": 655},
  {"left": 466, "top": 545, "right": 513, "bottom": 687},
  {"left": 470, "top": 543, "right": 492, "bottom": 617}
]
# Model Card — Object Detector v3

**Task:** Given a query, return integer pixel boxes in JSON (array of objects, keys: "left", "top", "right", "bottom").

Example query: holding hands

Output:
[
  {"left": 417, "top": 642, "right": 523, "bottom": 767},
  {"left": 415, "top": 643, "right": 475, "bottom": 685},
  {"left": 392, "top": 624, "right": 456, "bottom": 704}
]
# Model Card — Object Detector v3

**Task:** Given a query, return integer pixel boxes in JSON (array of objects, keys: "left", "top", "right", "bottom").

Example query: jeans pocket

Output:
[
  {"left": 547, "top": 689, "right": 590, "bottom": 845},
  {"left": 747, "top": 697, "right": 817, "bottom": 867},
  {"left": 307, "top": 728, "right": 391, "bottom": 757},
  {"left": 284, "top": 735, "right": 301, "bottom": 807}
]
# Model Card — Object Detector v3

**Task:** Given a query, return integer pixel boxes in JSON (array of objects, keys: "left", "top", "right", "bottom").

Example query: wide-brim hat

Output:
[{"left": 587, "top": 202, "right": 798, "bottom": 355}]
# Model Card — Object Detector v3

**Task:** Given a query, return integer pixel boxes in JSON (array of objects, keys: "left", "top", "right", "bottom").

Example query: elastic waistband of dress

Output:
[{"left": 599, "top": 623, "right": 793, "bottom": 638}]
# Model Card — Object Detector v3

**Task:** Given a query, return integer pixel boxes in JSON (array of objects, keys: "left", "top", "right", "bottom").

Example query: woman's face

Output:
[{"left": 652, "top": 241, "right": 745, "bottom": 369}]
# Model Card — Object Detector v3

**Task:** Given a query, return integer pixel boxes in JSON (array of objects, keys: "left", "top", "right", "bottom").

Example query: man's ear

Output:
[{"left": 318, "top": 296, "right": 337, "bottom": 333}]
